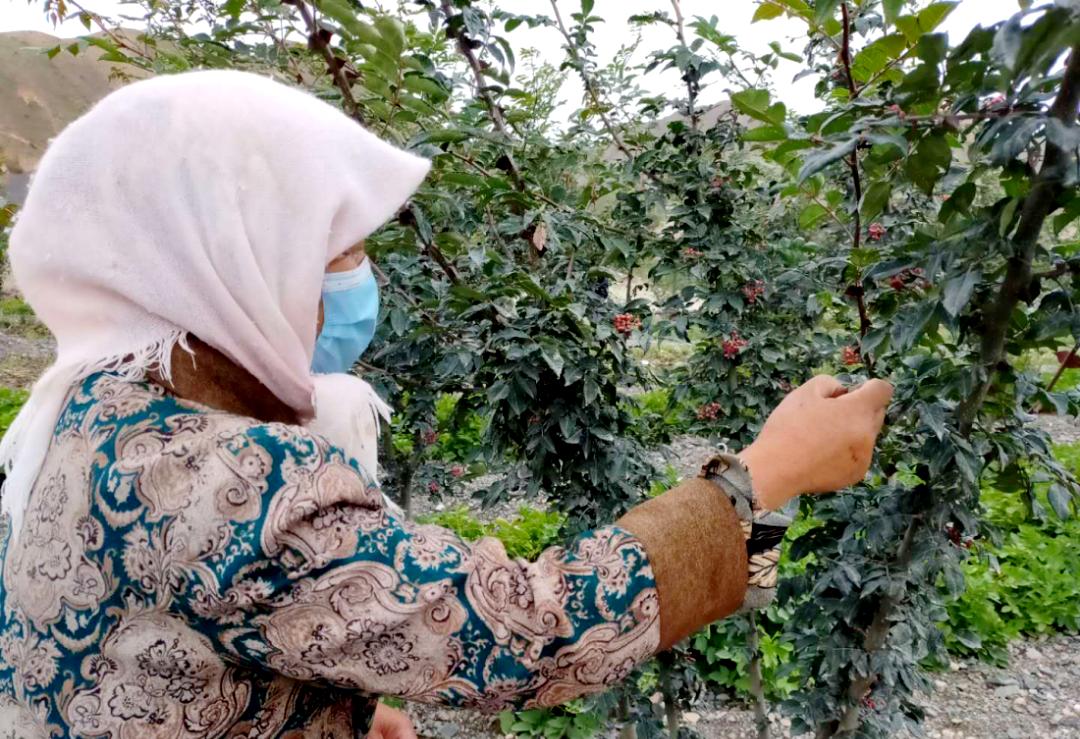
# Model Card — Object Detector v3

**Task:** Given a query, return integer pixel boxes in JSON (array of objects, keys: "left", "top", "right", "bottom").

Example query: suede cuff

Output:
[{"left": 616, "top": 477, "right": 748, "bottom": 650}]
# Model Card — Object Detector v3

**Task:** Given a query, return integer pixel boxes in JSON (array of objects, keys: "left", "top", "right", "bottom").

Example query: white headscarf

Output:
[{"left": 1, "top": 70, "right": 430, "bottom": 535}]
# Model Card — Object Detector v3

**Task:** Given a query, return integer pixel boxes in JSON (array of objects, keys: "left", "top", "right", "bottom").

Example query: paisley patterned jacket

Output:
[{"left": 0, "top": 373, "right": 660, "bottom": 737}]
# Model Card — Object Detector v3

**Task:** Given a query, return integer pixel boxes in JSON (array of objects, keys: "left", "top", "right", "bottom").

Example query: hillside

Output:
[{"left": 0, "top": 30, "right": 142, "bottom": 181}]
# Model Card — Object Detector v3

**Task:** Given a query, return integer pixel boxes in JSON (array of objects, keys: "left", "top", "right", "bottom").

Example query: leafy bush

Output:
[
  {"left": 941, "top": 444, "right": 1080, "bottom": 663},
  {"left": 416, "top": 505, "right": 565, "bottom": 560},
  {"left": 0, "top": 386, "right": 27, "bottom": 437},
  {"left": 623, "top": 387, "right": 694, "bottom": 445},
  {"left": 499, "top": 700, "right": 602, "bottom": 739}
]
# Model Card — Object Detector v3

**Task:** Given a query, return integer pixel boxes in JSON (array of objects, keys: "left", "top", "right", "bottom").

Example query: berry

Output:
[
  {"left": 741, "top": 279, "right": 766, "bottom": 304},
  {"left": 422, "top": 429, "right": 438, "bottom": 446},
  {"left": 696, "top": 401, "right": 722, "bottom": 421},
  {"left": 842, "top": 345, "right": 861, "bottom": 366},
  {"left": 886, "top": 103, "right": 907, "bottom": 121},
  {"left": 867, "top": 222, "right": 886, "bottom": 241},
  {"left": 428, "top": 481, "right": 440, "bottom": 494},
  {"left": 722, "top": 331, "right": 748, "bottom": 359},
  {"left": 682, "top": 247, "right": 703, "bottom": 258},
  {"left": 450, "top": 465, "right": 465, "bottom": 478},
  {"left": 614, "top": 313, "right": 643, "bottom": 336},
  {"left": 889, "top": 275, "right": 905, "bottom": 291}
]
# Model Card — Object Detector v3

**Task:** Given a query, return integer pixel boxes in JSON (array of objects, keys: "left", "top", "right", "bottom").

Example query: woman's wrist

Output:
[{"left": 737, "top": 442, "right": 797, "bottom": 511}]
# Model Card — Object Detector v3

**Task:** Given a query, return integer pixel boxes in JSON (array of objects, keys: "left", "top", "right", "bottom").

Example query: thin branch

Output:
[
  {"left": 1047, "top": 339, "right": 1080, "bottom": 393},
  {"left": 549, "top": 0, "right": 634, "bottom": 158},
  {"left": 284, "top": 0, "right": 364, "bottom": 124},
  {"left": 399, "top": 205, "right": 461, "bottom": 284},
  {"left": 747, "top": 612, "right": 772, "bottom": 739},
  {"left": 670, "top": 0, "right": 699, "bottom": 131},
  {"left": 839, "top": 3, "right": 872, "bottom": 358}
]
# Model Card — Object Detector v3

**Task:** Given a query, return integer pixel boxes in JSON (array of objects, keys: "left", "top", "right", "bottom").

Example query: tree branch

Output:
[
  {"left": 957, "top": 44, "right": 1080, "bottom": 434},
  {"left": 439, "top": 0, "right": 525, "bottom": 189}
]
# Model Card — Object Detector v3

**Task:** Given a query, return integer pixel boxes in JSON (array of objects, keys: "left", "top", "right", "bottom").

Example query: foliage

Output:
[
  {"left": 499, "top": 700, "right": 602, "bottom": 739},
  {"left": 416, "top": 504, "right": 565, "bottom": 560},
  {"left": 0, "top": 386, "right": 27, "bottom": 438},
  {"left": 941, "top": 442, "right": 1080, "bottom": 662}
]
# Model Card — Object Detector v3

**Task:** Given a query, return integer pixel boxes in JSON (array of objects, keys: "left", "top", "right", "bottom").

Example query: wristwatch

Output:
[{"left": 700, "top": 450, "right": 794, "bottom": 611}]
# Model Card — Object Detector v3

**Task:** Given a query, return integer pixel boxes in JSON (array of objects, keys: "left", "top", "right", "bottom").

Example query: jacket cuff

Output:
[{"left": 615, "top": 477, "right": 747, "bottom": 650}]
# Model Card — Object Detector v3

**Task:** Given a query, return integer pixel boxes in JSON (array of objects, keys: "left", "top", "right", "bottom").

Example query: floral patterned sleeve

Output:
[{"left": 170, "top": 420, "right": 661, "bottom": 711}]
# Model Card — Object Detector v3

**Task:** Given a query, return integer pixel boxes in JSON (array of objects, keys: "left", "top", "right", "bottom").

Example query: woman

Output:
[{"left": 0, "top": 71, "right": 891, "bottom": 738}]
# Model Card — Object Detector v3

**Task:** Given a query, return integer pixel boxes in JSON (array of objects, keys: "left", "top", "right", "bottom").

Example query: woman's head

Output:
[
  {"left": 1, "top": 71, "right": 428, "bottom": 531},
  {"left": 10, "top": 70, "right": 427, "bottom": 415}
]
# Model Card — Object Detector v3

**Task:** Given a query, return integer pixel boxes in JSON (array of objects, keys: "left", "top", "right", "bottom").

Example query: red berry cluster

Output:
[
  {"left": 945, "top": 522, "right": 975, "bottom": 549},
  {"left": 428, "top": 481, "right": 440, "bottom": 494},
  {"left": 682, "top": 247, "right": 703, "bottom": 258},
  {"left": 867, "top": 222, "right": 886, "bottom": 241},
  {"left": 697, "top": 401, "right": 722, "bottom": 421},
  {"left": 886, "top": 103, "right": 907, "bottom": 121},
  {"left": 981, "top": 93, "right": 1009, "bottom": 114},
  {"left": 450, "top": 465, "right": 465, "bottom": 478},
  {"left": 722, "top": 331, "right": 748, "bottom": 359},
  {"left": 614, "top": 313, "right": 643, "bottom": 336},
  {"left": 886, "top": 267, "right": 928, "bottom": 292},
  {"left": 842, "top": 345, "right": 861, "bottom": 366},
  {"left": 742, "top": 279, "right": 766, "bottom": 304},
  {"left": 862, "top": 696, "right": 878, "bottom": 710},
  {"left": 422, "top": 429, "right": 438, "bottom": 446}
]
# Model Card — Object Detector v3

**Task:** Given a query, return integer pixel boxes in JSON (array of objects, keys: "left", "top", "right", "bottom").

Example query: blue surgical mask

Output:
[{"left": 312, "top": 257, "right": 380, "bottom": 374}]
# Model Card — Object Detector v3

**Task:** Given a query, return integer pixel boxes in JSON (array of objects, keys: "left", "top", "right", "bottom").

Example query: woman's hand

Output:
[
  {"left": 368, "top": 703, "right": 418, "bottom": 739},
  {"left": 739, "top": 375, "right": 893, "bottom": 510}
]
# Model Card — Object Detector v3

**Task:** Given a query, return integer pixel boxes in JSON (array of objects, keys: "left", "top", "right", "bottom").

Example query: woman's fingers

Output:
[
  {"left": 807, "top": 374, "right": 847, "bottom": 398},
  {"left": 840, "top": 378, "right": 894, "bottom": 412}
]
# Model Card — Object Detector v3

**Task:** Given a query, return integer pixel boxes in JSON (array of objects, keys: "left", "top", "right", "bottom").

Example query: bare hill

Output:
[{"left": 0, "top": 30, "right": 142, "bottom": 177}]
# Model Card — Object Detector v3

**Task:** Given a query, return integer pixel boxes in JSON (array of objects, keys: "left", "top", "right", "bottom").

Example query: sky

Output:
[{"left": 1, "top": 0, "right": 1023, "bottom": 114}]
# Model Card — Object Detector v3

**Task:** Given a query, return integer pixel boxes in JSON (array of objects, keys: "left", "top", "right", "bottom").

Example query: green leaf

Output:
[
  {"left": 743, "top": 124, "right": 789, "bottom": 141},
  {"left": 402, "top": 74, "right": 448, "bottom": 99},
  {"left": 539, "top": 343, "right": 565, "bottom": 378},
  {"left": 1048, "top": 484, "right": 1073, "bottom": 519},
  {"left": 905, "top": 133, "right": 951, "bottom": 194},
  {"left": 317, "top": 0, "right": 365, "bottom": 37},
  {"left": 883, "top": 0, "right": 904, "bottom": 25},
  {"left": 731, "top": 89, "right": 786, "bottom": 126},
  {"left": 373, "top": 15, "right": 406, "bottom": 57},
  {"left": 798, "top": 138, "right": 858, "bottom": 182},
  {"left": 917, "top": 2, "right": 957, "bottom": 32},
  {"left": 1053, "top": 196, "right": 1080, "bottom": 236},
  {"left": 581, "top": 0, "right": 595, "bottom": 15},
  {"left": 938, "top": 181, "right": 977, "bottom": 222},
  {"left": 799, "top": 203, "right": 829, "bottom": 230},
  {"left": 223, "top": 0, "right": 244, "bottom": 17},
  {"left": 860, "top": 181, "right": 892, "bottom": 222},
  {"left": 999, "top": 197, "right": 1021, "bottom": 237},
  {"left": 752, "top": 2, "right": 785, "bottom": 22},
  {"left": 851, "top": 34, "right": 908, "bottom": 84},
  {"left": 942, "top": 270, "right": 978, "bottom": 316},
  {"left": 814, "top": 0, "right": 840, "bottom": 24}
]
